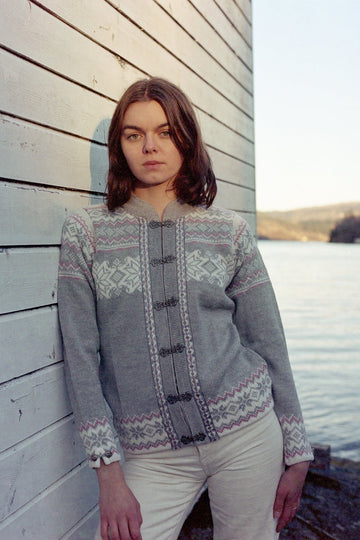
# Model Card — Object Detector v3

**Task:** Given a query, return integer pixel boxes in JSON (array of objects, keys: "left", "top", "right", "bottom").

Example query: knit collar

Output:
[{"left": 122, "top": 195, "right": 195, "bottom": 222}]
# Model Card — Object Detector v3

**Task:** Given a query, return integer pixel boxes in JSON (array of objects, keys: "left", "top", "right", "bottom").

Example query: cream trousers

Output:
[{"left": 95, "top": 409, "right": 284, "bottom": 540}]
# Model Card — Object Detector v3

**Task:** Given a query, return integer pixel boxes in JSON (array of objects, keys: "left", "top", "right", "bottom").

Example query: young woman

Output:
[{"left": 58, "top": 78, "right": 313, "bottom": 540}]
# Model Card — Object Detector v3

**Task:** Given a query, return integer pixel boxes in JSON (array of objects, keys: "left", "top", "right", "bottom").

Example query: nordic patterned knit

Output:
[{"left": 58, "top": 196, "right": 313, "bottom": 469}]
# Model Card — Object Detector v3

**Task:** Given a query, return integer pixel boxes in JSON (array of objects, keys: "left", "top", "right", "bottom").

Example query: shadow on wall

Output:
[{"left": 89, "top": 117, "right": 112, "bottom": 205}]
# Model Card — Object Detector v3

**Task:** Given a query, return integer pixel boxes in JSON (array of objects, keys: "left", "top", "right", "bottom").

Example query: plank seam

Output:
[
  {"left": 153, "top": 0, "right": 253, "bottom": 74},
  {"left": 206, "top": 144, "right": 255, "bottom": 167},
  {"left": 0, "top": 45, "right": 117, "bottom": 105},
  {"left": 214, "top": 0, "right": 252, "bottom": 44},
  {"left": 0, "top": 300, "right": 59, "bottom": 318},
  {"left": 103, "top": 0, "right": 253, "bottom": 101},
  {"left": 28, "top": 0, "right": 149, "bottom": 78},
  {"left": 0, "top": 110, "right": 107, "bottom": 147},
  {"left": 187, "top": 0, "right": 252, "bottom": 57},
  {"left": 231, "top": 0, "right": 252, "bottom": 27}
]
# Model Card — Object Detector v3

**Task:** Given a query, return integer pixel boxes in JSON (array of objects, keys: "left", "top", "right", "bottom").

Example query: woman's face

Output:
[{"left": 121, "top": 100, "right": 183, "bottom": 193}]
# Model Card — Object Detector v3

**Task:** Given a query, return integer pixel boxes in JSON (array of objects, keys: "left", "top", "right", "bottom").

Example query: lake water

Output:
[{"left": 258, "top": 240, "right": 360, "bottom": 462}]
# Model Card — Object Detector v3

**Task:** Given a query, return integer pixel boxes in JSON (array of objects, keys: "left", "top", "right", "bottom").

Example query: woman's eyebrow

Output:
[{"left": 122, "top": 122, "right": 169, "bottom": 132}]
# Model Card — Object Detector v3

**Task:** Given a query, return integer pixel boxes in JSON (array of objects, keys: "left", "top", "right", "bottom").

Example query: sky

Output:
[{"left": 252, "top": 0, "right": 360, "bottom": 211}]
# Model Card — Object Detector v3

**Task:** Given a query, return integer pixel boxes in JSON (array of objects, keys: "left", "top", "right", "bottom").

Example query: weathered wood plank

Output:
[
  {"left": 0, "top": 307, "right": 61, "bottom": 383},
  {"left": 0, "top": 0, "right": 142, "bottom": 102},
  {"left": 192, "top": 0, "right": 252, "bottom": 53},
  {"left": 0, "top": 181, "right": 102, "bottom": 246},
  {"left": 232, "top": 0, "right": 253, "bottom": 24},
  {"left": 197, "top": 109, "right": 255, "bottom": 165},
  {"left": 38, "top": 0, "right": 254, "bottom": 117},
  {"left": 0, "top": 416, "right": 86, "bottom": 520},
  {"left": 0, "top": 48, "right": 115, "bottom": 143},
  {"left": 209, "top": 146, "right": 255, "bottom": 190},
  {"left": 0, "top": 461, "right": 98, "bottom": 539},
  {"left": 0, "top": 248, "right": 59, "bottom": 314},
  {"left": 107, "top": 0, "right": 252, "bottom": 93},
  {"left": 0, "top": 364, "right": 71, "bottom": 453},
  {"left": 216, "top": 179, "right": 255, "bottom": 214},
  {"left": 156, "top": 0, "right": 253, "bottom": 68},
  {"left": 0, "top": 116, "right": 108, "bottom": 191},
  {"left": 62, "top": 506, "right": 99, "bottom": 540}
]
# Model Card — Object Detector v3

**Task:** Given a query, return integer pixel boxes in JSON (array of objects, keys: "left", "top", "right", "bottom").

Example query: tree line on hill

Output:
[{"left": 329, "top": 215, "right": 360, "bottom": 243}]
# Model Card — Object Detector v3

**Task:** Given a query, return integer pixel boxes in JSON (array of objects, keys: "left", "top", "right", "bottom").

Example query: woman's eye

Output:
[
  {"left": 160, "top": 130, "right": 171, "bottom": 138},
  {"left": 127, "top": 133, "right": 140, "bottom": 141}
]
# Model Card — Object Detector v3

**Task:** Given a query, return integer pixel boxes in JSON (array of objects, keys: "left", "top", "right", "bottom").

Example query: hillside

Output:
[{"left": 257, "top": 201, "right": 360, "bottom": 241}]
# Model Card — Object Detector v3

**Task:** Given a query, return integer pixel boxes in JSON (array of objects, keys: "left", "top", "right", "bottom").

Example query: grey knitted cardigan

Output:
[{"left": 58, "top": 196, "right": 313, "bottom": 469}]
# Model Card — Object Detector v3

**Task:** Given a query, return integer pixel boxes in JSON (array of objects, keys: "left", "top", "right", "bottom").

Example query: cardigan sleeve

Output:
[
  {"left": 227, "top": 216, "right": 313, "bottom": 466},
  {"left": 58, "top": 210, "right": 121, "bottom": 468}
]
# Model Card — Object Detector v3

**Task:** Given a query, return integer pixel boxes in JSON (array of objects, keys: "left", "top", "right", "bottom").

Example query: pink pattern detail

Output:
[
  {"left": 120, "top": 439, "right": 172, "bottom": 452},
  {"left": 233, "top": 220, "right": 247, "bottom": 245},
  {"left": 79, "top": 416, "right": 110, "bottom": 432},
  {"left": 207, "top": 364, "right": 268, "bottom": 405},
  {"left": 214, "top": 398, "right": 273, "bottom": 434},
  {"left": 117, "top": 411, "right": 162, "bottom": 425},
  {"left": 74, "top": 214, "right": 96, "bottom": 252}
]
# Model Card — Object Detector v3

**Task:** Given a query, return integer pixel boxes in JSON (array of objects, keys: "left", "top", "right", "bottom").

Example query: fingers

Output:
[
  {"left": 275, "top": 500, "right": 300, "bottom": 532},
  {"left": 100, "top": 515, "right": 142, "bottom": 540}
]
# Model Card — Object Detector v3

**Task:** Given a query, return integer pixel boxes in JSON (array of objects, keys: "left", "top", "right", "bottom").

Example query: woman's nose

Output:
[{"left": 143, "top": 135, "right": 157, "bottom": 153}]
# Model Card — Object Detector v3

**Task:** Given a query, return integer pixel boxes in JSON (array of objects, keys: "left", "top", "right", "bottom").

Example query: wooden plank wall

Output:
[{"left": 0, "top": 1, "right": 254, "bottom": 537}]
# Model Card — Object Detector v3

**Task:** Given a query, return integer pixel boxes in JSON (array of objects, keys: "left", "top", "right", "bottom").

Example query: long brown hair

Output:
[{"left": 106, "top": 78, "right": 217, "bottom": 210}]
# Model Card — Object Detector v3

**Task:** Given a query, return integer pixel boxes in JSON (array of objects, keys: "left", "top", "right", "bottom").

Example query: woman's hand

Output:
[
  {"left": 96, "top": 461, "right": 143, "bottom": 540},
  {"left": 273, "top": 460, "right": 311, "bottom": 532}
]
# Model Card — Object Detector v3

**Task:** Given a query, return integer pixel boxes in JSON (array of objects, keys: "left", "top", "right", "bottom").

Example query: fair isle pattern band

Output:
[
  {"left": 280, "top": 415, "right": 314, "bottom": 461},
  {"left": 139, "top": 218, "right": 180, "bottom": 449},
  {"left": 227, "top": 251, "right": 270, "bottom": 298},
  {"left": 114, "top": 411, "right": 171, "bottom": 452},
  {"left": 184, "top": 208, "right": 233, "bottom": 247},
  {"left": 177, "top": 218, "right": 218, "bottom": 441},
  {"left": 91, "top": 210, "right": 140, "bottom": 253},
  {"left": 58, "top": 213, "right": 95, "bottom": 283},
  {"left": 92, "top": 255, "right": 142, "bottom": 299},
  {"left": 185, "top": 249, "right": 234, "bottom": 288},
  {"left": 78, "top": 416, "right": 120, "bottom": 459},
  {"left": 206, "top": 364, "right": 274, "bottom": 434}
]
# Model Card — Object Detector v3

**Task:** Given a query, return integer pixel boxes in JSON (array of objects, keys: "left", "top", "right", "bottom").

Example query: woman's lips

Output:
[{"left": 143, "top": 161, "right": 164, "bottom": 169}]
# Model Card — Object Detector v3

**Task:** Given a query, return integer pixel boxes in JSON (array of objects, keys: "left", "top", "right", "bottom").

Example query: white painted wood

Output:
[
  {"left": 0, "top": 0, "right": 142, "bottom": 102},
  {"left": 0, "top": 181, "right": 102, "bottom": 246},
  {"left": 0, "top": 364, "right": 71, "bottom": 453},
  {"left": 216, "top": 0, "right": 253, "bottom": 46},
  {"left": 191, "top": 0, "right": 252, "bottom": 57},
  {"left": 107, "top": 0, "right": 253, "bottom": 94},
  {"left": 38, "top": 0, "right": 254, "bottom": 117},
  {"left": 197, "top": 109, "right": 255, "bottom": 165},
  {"left": 0, "top": 461, "right": 99, "bottom": 539},
  {"left": 62, "top": 506, "right": 99, "bottom": 540},
  {"left": 208, "top": 146, "right": 255, "bottom": 189},
  {"left": 215, "top": 179, "right": 255, "bottom": 212},
  {"left": 0, "top": 307, "right": 61, "bottom": 383},
  {"left": 0, "top": 416, "right": 85, "bottom": 520},
  {"left": 156, "top": 0, "right": 253, "bottom": 69},
  {"left": 0, "top": 48, "right": 116, "bottom": 143},
  {"left": 232, "top": 0, "right": 253, "bottom": 24},
  {"left": 0, "top": 247, "right": 59, "bottom": 314},
  {"left": 0, "top": 116, "right": 108, "bottom": 192}
]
